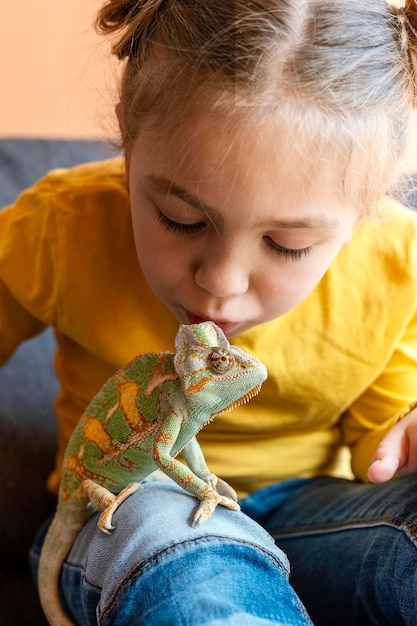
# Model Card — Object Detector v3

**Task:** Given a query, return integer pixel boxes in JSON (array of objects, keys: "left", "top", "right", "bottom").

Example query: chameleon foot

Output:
[
  {"left": 192, "top": 493, "right": 240, "bottom": 527},
  {"left": 98, "top": 482, "right": 143, "bottom": 533},
  {"left": 214, "top": 477, "right": 238, "bottom": 502},
  {"left": 81, "top": 480, "right": 143, "bottom": 533},
  {"left": 196, "top": 470, "right": 238, "bottom": 503}
]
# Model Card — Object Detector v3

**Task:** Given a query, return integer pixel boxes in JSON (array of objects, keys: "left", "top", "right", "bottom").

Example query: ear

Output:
[{"left": 173, "top": 322, "right": 230, "bottom": 374}]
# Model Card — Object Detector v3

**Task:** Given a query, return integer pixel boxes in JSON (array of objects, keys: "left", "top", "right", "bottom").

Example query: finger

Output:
[
  {"left": 367, "top": 425, "right": 408, "bottom": 483},
  {"left": 367, "top": 454, "right": 400, "bottom": 483}
]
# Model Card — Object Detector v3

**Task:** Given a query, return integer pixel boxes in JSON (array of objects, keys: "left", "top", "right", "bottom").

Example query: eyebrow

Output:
[
  {"left": 146, "top": 175, "right": 214, "bottom": 214},
  {"left": 145, "top": 174, "right": 342, "bottom": 231},
  {"left": 263, "top": 216, "right": 342, "bottom": 230}
]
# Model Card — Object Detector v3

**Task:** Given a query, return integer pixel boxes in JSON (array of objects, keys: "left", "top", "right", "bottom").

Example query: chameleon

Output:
[{"left": 38, "top": 321, "right": 268, "bottom": 626}]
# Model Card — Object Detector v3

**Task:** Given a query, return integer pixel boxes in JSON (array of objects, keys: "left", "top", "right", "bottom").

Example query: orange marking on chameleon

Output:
[
  {"left": 37, "top": 322, "right": 267, "bottom": 626},
  {"left": 94, "top": 416, "right": 165, "bottom": 466},
  {"left": 155, "top": 431, "right": 175, "bottom": 447},
  {"left": 117, "top": 380, "right": 144, "bottom": 428},
  {"left": 186, "top": 376, "right": 212, "bottom": 393},
  {"left": 82, "top": 417, "right": 113, "bottom": 452},
  {"left": 62, "top": 446, "right": 118, "bottom": 495}
]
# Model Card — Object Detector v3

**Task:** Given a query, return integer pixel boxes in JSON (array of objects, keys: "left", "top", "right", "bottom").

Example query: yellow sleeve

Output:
[
  {"left": 342, "top": 304, "right": 417, "bottom": 481},
  {"left": 0, "top": 176, "right": 59, "bottom": 363}
]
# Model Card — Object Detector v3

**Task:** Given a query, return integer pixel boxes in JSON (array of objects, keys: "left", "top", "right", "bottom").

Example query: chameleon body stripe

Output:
[{"left": 38, "top": 322, "right": 267, "bottom": 626}]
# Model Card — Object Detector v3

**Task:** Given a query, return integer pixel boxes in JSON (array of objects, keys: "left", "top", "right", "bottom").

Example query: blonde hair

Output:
[{"left": 96, "top": 0, "right": 417, "bottom": 211}]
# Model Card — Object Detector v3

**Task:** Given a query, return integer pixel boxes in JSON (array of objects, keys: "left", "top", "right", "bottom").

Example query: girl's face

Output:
[{"left": 127, "top": 112, "right": 360, "bottom": 337}]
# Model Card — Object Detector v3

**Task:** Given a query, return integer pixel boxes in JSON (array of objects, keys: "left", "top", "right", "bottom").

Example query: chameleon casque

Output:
[{"left": 38, "top": 321, "right": 268, "bottom": 626}]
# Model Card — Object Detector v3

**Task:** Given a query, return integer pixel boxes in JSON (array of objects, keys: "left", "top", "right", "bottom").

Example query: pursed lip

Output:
[{"left": 186, "top": 312, "right": 239, "bottom": 336}]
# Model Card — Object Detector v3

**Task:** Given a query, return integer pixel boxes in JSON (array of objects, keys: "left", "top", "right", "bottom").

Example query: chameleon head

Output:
[{"left": 174, "top": 322, "right": 268, "bottom": 417}]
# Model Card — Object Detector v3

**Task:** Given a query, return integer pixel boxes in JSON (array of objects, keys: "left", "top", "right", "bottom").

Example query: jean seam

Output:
[
  {"left": 272, "top": 514, "right": 417, "bottom": 547},
  {"left": 98, "top": 534, "right": 290, "bottom": 624}
]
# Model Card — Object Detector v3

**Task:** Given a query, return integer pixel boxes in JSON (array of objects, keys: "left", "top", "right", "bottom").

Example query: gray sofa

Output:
[
  {"left": 0, "top": 139, "right": 114, "bottom": 625},
  {"left": 0, "top": 138, "right": 416, "bottom": 626}
]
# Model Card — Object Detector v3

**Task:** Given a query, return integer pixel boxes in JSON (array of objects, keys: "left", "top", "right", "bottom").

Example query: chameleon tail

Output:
[{"left": 38, "top": 514, "right": 78, "bottom": 626}]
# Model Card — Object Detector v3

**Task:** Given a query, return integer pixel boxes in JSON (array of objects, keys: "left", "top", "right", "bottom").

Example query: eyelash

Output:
[
  {"left": 157, "top": 211, "right": 312, "bottom": 262},
  {"left": 263, "top": 236, "right": 312, "bottom": 262},
  {"left": 157, "top": 211, "right": 206, "bottom": 235}
]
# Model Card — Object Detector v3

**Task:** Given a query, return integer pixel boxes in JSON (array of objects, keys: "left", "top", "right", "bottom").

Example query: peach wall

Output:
[
  {"left": 0, "top": 0, "right": 118, "bottom": 139},
  {"left": 0, "top": 1, "right": 416, "bottom": 171}
]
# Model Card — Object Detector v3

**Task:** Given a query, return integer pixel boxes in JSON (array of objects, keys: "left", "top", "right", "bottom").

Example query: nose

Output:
[{"left": 194, "top": 246, "right": 249, "bottom": 298}]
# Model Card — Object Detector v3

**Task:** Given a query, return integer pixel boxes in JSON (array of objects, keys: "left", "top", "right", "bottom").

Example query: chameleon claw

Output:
[
  {"left": 206, "top": 475, "right": 218, "bottom": 490},
  {"left": 96, "top": 482, "right": 143, "bottom": 533},
  {"left": 218, "top": 495, "right": 240, "bottom": 512},
  {"left": 97, "top": 509, "right": 117, "bottom": 533},
  {"left": 196, "top": 471, "right": 237, "bottom": 502},
  {"left": 215, "top": 477, "right": 238, "bottom": 502},
  {"left": 39, "top": 322, "right": 267, "bottom": 626},
  {"left": 192, "top": 494, "right": 240, "bottom": 526}
]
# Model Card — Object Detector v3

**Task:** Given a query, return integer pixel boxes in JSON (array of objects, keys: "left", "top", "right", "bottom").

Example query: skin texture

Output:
[
  {"left": 38, "top": 322, "right": 267, "bottom": 626},
  {"left": 368, "top": 408, "right": 417, "bottom": 482},
  {"left": 125, "top": 109, "right": 417, "bottom": 490},
  {"left": 126, "top": 113, "right": 361, "bottom": 338}
]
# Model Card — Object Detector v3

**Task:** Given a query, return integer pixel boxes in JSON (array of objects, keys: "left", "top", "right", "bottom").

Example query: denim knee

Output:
[
  {"left": 99, "top": 535, "right": 311, "bottom": 626},
  {"left": 32, "top": 482, "right": 312, "bottom": 626}
]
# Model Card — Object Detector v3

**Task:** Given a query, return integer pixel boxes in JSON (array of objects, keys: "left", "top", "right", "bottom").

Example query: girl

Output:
[{"left": 2, "top": 0, "right": 417, "bottom": 623}]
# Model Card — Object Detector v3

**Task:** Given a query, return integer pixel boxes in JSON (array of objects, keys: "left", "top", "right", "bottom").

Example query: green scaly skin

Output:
[{"left": 38, "top": 321, "right": 268, "bottom": 626}]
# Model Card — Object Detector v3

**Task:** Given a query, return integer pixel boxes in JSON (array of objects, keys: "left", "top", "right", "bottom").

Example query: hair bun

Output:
[
  {"left": 96, "top": 0, "right": 164, "bottom": 60},
  {"left": 394, "top": 0, "right": 417, "bottom": 105}
]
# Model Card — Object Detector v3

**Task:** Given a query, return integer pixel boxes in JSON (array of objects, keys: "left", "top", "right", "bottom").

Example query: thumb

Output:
[
  {"left": 367, "top": 452, "right": 400, "bottom": 483},
  {"left": 367, "top": 426, "right": 405, "bottom": 483}
]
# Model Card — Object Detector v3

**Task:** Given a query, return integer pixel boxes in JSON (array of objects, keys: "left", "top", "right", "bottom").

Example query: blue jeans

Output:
[{"left": 30, "top": 476, "right": 417, "bottom": 625}]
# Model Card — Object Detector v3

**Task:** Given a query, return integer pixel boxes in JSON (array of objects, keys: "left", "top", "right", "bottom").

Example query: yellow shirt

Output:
[{"left": 1, "top": 158, "right": 417, "bottom": 497}]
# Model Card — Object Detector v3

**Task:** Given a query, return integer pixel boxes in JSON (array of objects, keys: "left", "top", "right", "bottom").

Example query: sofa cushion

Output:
[{"left": 0, "top": 138, "right": 115, "bottom": 625}]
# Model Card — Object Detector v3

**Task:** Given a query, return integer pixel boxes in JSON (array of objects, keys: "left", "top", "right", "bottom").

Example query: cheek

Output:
[
  {"left": 271, "top": 242, "right": 347, "bottom": 310},
  {"left": 131, "top": 214, "right": 163, "bottom": 281},
  {"left": 259, "top": 256, "right": 332, "bottom": 317},
  {"left": 136, "top": 233, "right": 161, "bottom": 266},
  {"left": 135, "top": 239, "right": 175, "bottom": 302},
  {"left": 264, "top": 275, "right": 314, "bottom": 314},
  {"left": 132, "top": 209, "right": 162, "bottom": 263},
  {"left": 132, "top": 218, "right": 187, "bottom": 292}
]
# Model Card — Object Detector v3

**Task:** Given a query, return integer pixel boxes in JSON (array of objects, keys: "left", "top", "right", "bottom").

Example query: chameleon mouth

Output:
[{"left": 213, "top": 383, "right": 263, "bottom": 418}]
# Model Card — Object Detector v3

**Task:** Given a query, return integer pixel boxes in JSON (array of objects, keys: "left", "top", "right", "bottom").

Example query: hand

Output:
[{"left": 367, "top": 407, "right": 417, "bottom": 483}]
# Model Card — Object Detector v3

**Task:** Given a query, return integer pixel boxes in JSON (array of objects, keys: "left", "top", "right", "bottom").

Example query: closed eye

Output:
[
  {"left": 157, "top": 211, "right": 206, "bottom": 235},
  {"left": 263, "top": 236, "right": 312, "bottom": 262}
]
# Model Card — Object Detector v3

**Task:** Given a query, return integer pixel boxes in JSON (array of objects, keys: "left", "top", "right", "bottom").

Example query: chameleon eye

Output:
[{"left": 209, "top": 348, "right": 235, "bottom": 373}]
